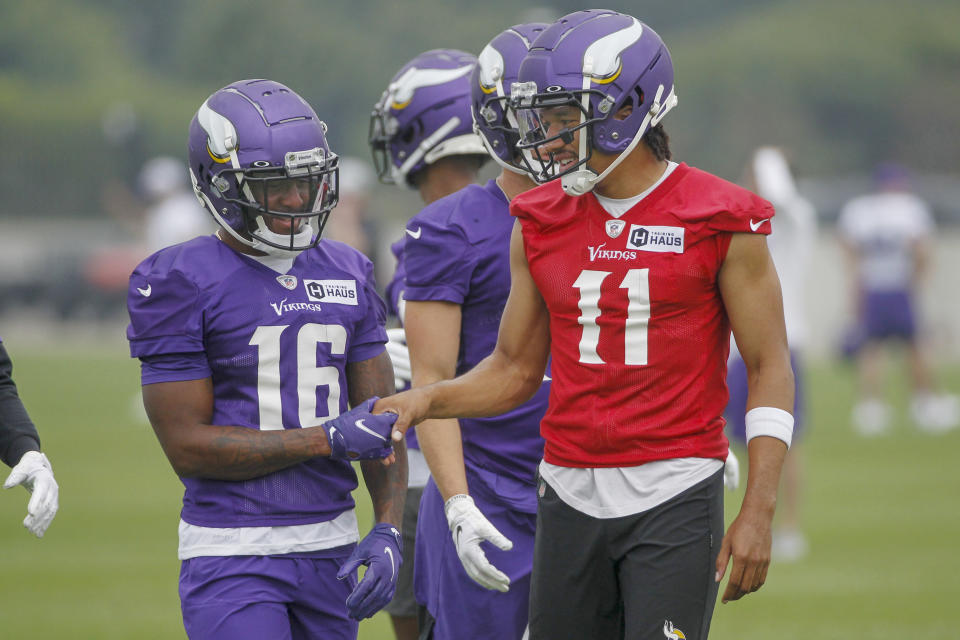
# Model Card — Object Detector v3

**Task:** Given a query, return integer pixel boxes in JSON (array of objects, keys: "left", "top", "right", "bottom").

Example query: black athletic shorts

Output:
[{"left": 529, "top": 469, "right": 724, "bottom": 640}]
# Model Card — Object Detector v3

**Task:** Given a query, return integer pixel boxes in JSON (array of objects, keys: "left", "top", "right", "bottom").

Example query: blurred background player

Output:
[
  {"left": 727, "top": 146, "right": 817, "bottom": 561},
  {"left": 1, "top": 337, "right": 59, "bottom": 538},
  {"left": 139, "top": 155, "right": 215, "bottom": 252},
  {"left": 66, "top": 155, "right": 214, "bottom": 322},
  {"left": 368, "top": 48, "right": 489, "bottom": 640},
  {"left": 377, "top": 10, "right": 795, "bottom": 639},
  {"left": 398, "top": 24, "right": 551, "bottom": 640},
  {"left": 126, "top": 78, "right": 406, "bottom": 640},
  {"left": 323, "top": 156, "right": 378, "bottom": 260},
  {"left": 837, "top": 163, "right": 959, "bottom": 435}
]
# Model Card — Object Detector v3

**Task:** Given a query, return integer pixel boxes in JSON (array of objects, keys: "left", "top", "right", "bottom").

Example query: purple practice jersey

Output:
[
  {"left": 126, "top": 235, "right": 387, "bottom": 529},
  {"left": 403, "top": 179, "right": 549, "bottom": 487}
]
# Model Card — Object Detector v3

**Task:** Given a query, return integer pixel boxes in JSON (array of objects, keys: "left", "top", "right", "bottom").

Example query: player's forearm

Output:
[
  {"left": 740, "top": 355, "right": 792, "bottom": 516},
  {"left": 164, "top": 424, "right": 332, "bottom": 480},
  {"left": 417, "top": 418, "right": 469, "bottom": 501},
  {"left": 426, "top": 350, "right": 543, "bottom": 420},
  {"left": 346, "top": 351, "right": 397, "bottom": 406},
  {"left": 0, "top": 392, "right": 41, "bottom": 469},
  {"left": 0, "top": 344, "right": 42, "bottom": 468},
  {"left": 361, "top": 438, "right": 407, "bottom": 527},
  {"left": 740, "top": 436, "right": 788, "bottom": 519},
  {"left": 351, "top": 351, "right": 407, "bottom": 526}
]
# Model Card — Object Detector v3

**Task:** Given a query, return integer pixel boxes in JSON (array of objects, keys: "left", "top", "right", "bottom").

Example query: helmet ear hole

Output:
[
  {"left": 399, "top": 121, "right": 421, "bottom": 146},
  {"left": 195, "top": 163, "right": 209, "bottom": 186}
]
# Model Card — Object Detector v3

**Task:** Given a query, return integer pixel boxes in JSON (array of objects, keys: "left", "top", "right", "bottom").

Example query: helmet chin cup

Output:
[
  {"left": 561, "top": 168, "right": 598, "bottom": 196},
  {"left": 251, "top": 235, "right": 309, "bottom": 257},
  {"left": 250, "top": 215, "right": 316, "bottom": 257}
]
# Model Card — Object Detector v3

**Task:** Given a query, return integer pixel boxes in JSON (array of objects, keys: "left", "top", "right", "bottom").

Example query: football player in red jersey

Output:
[{"left": 375, "top": 10, "right": 794, "bottom": 640}]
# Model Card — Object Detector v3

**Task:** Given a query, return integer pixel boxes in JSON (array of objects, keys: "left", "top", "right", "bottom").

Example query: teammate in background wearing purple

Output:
[
  {"left": 369, "top": 49, "right": 489, "bottom": 640},
  {"left": 727, "top": 147, "right": 817, "bottom": 562},
  {"left": 126, "top": 79, "right": 406, "bottom": 640},
  {"left": 398, "top": 25, "right": 551, "bottom": 640},
  {"left": 838, "top": 163, "right": 959, "bottom": 435},
  {"left": 1, "top": 337, "right": 59, "bottom": 538},
  {"left": 377, "top": 11, "right": 794, "bottom": 639}
]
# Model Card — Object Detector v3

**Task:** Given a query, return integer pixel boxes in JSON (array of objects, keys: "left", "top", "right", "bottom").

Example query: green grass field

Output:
[{"left": 1, "top": 337, "right": 958, "bottom": 638}]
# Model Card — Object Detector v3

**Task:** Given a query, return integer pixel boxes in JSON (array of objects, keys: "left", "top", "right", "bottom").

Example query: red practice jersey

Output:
[{"left": 511, "top": 163, "right": 774, "bottom": 467}]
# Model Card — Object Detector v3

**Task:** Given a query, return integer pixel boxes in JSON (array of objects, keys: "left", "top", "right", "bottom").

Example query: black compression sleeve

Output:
[{"left": 0, "top": 343, "right": 41, "bottom": 468}]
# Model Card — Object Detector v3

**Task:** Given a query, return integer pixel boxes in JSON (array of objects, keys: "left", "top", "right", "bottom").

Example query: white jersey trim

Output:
[
  {"left": 178, "top": 508, "right": 359, "bottom": 559},
  {"left": 539, "top": 457, "right": 723, "bottom": 519}
]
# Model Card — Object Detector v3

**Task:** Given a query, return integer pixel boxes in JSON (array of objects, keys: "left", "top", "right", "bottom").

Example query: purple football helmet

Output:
[
  {"left": 512, "top": 10, "right": 678, "bottom": 195},
  {"left": 369, "top": 49, "right": 486, "bottom": 188},
  {"left": 471, "top": 22, "right": 550, "bottom": 175},
  {"left": 188, "top": 79, "right": 339, "bottom": 255}
]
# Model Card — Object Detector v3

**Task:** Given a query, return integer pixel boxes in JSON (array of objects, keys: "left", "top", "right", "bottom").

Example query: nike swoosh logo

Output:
[
  {"left": 749, "top": 219, "right": 764, "bottom": 232},
  {"left": 384, "top": 547, "right": 396, "bottom": 580},
  {"left": 354, "top": 419, "right": 387, "bottom": 441},
  {"left": 137, "top": 284, "right": 152, "bottom": 297},
  {"left": 405, "top": 227, "right": 422, "bottom": 240},
  {"left": 328, "top": 426, "right": 338, "bottom": 441},
  {"left": 455, "top": 524, "right": 463, "bottom": 549}
]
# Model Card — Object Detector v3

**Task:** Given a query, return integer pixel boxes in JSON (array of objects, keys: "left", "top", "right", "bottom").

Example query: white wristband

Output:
[{"left": 745, "top": 406, "right": 794, "bottom": 449}]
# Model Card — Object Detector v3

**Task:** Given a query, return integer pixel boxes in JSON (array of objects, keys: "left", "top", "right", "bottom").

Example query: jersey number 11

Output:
[{"left": 573, "top": 268, "right": 650, "bottom": 366}]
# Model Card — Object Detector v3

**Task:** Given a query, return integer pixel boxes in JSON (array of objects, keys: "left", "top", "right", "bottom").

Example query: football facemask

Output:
[
  {"left": 202, "top": 148, "right": 339, "bottom": 254},
  {"left": 512, "top": 83, "right": 601, "bottom": 185}
]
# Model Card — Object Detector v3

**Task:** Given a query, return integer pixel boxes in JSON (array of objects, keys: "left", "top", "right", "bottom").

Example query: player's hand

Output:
[
  {"left": 373, "top": 390, "right": 431, "bottom": 443},
  {"left": 724, "top": 449, "right": 740, "bottom": 491},
  {"left": 321, "top": 398, "right": 397, "bottom": 461},
  {"left": 715, "top": 506, "right": 773, "bottom": 603},
  {"left": 444, "top": 494, "right": 513, "bottom": 592},
  {"left": 3, "top": 451, "right": 59, "bottom": 538},
  {"left": 385, "top": 328, "right": 411, "bottom": 390},
  {"left": 337, "top": 523, "right": 403, "bottom": 620}
]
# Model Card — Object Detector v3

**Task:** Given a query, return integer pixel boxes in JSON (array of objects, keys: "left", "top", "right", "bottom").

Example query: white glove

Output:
[
  {"left": 385, "top": 328, "right": 411, "bottom": 390},
  {"left": 723, "top": 449, "right": 740, "bottom": 491},
  {"left": 4, "top": 451, "right": 59, "bottom": 538},
  {"left": 444, "top": 494, "right": 513, "bottom": 592}
]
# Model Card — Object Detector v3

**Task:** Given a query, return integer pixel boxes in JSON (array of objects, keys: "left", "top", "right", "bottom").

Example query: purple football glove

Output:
[
  {"left": 321, "top": 397, "right": 396, "bottom": 460},
  {"left": 337, "top": 523, "right": 403, "bottom": 620}
]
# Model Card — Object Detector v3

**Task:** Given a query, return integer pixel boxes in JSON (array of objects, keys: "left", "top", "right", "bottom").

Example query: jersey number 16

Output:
[{"left": 250, "top": 323, "right": 345, "bottom": 430}]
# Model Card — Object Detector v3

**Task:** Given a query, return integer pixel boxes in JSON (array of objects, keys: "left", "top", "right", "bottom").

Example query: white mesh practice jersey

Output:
[{"left": 838, "top": 191, "right": 934, "bottom": 292}]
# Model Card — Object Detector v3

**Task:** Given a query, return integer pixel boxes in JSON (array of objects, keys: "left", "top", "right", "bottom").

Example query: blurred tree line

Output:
[{"left": 1, "top": 0, "right": 958, "bottom": 217}]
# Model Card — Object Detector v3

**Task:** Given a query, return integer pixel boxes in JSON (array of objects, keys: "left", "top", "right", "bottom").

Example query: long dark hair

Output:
[{"left": 643, "top": 124, "right": 671, "bottom": 162}]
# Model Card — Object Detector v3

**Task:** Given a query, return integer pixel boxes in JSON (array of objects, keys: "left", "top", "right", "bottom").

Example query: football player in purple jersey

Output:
[
  {"left": 126, "top": 79, "right": 406, "bottom": 640},
  {"left": 1, "top": 337, "right": 59, "bottom": 538},
  {"left": 369, "top": 48, "right": 489, "bottom": 640},
  {"left": 838, "top": 163, "right": 959, "bottom": 435},
  {"left": 396, "top": 25, "right": 551, "bottom": 640}
]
